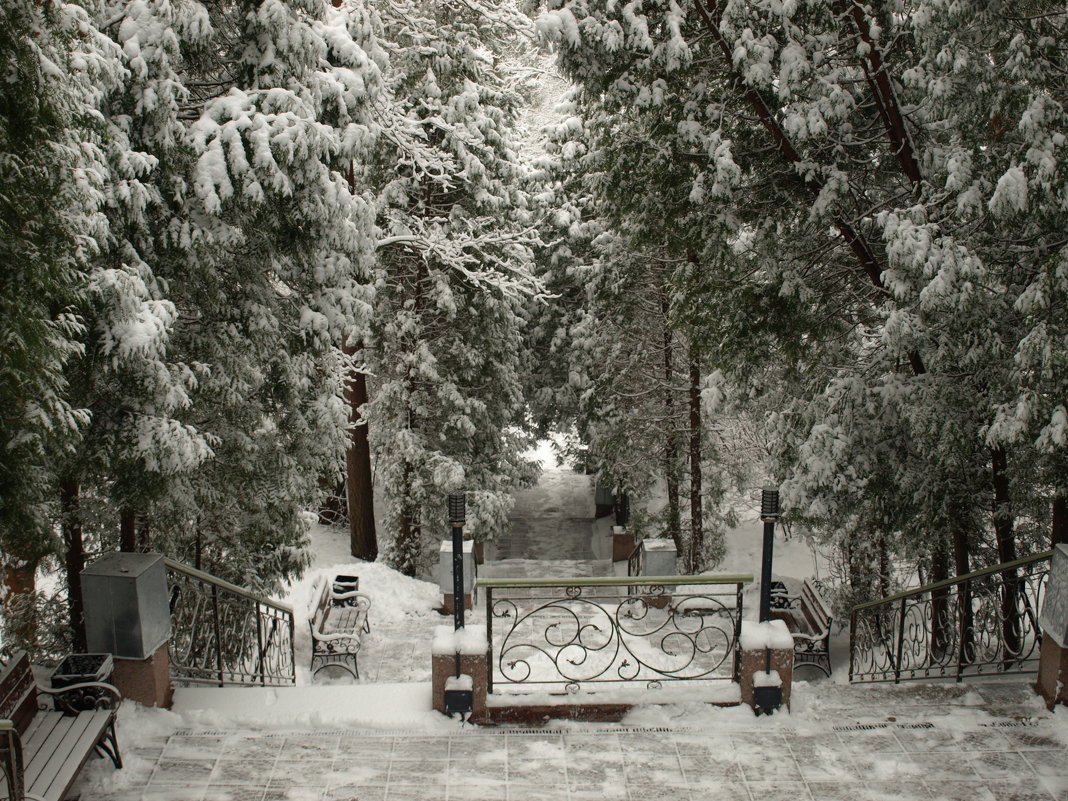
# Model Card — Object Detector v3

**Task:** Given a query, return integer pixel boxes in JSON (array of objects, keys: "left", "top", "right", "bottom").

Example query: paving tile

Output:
[
  {"left": 508, "top": 784, "right": 569, "bottom": 800},
  {"left": 741, "top": 780, "right": 813, "bottom": 801},
  {"left": 687, "top": 780, "right": 751, "bottom": 801},
  {"left": 282, "top": 735, "right": 340, "bottom": 758},
  {"left": 384, "top": 785, "right": 447, "bottom": 801},
  {"left": 212, "top": 757, "right": 277, "bottom": 784},
  {"left": 927, "top": 782, "right": 998, "bottom": 801},
  {"left": 336, "top": 736, "right": 395, "bottom": 756},
  {"left": 985, "top": 780, "right": 1058, "bottom": 801},
  {"left": 626, "top": 783, "right": 693, "bottom": 801},
  {"left": 677, "top": 753, "right": 743, "bottom": 781},
  {"left": 149, "top": 757, "right": 217, "bottom": 785},
  {"left": 1022, "top": 751, "right": 1068, "bottom": 778},
  {"left": 862, "top": 781, "right": 935, "bottom": 801},
  {"left": 163, "top": 735, "right": 229, "bottom": 759},
  {"left": 1002, "top": 731, "right": 1066, "bottom": 750},
  {"left": 261, "top": 786, "right": 324, "bottom": 801},
  {"left": 969, "top": 751, "right": 1037, "bottom": 779},
  {"left": 446, "top": 782, "right": 510, "bottom": 800},
  {"left": 833, "top": 731, "right": 904, "bottom": 754},
  {"left": 801, "top": 781, "right": 857, "bottom": 801},
  {"left": 323, "top": 786, "right": 388, "bottom": 801},
  {"left": 735, "top": 754, "right": 803, "bottom": 782}
]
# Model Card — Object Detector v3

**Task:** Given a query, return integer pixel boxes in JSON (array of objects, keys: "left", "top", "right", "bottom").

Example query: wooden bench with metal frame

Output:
[
  {"left": 0, "top": 651, "right": 122, "bottom": 801},
  {"left": 309, "top": 577, "right": 372, "bottom": 679},
  {"left": 769, "top": 579, "right": 833, "bottom": 677}
]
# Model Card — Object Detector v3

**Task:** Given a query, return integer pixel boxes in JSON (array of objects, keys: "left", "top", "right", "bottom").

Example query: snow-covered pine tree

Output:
[
  {"left": 55, "top": 0, "right": 385, "bottom": 595},
  {"left": 362, "top": 0, "right": 542, "bottom": 576},
  {"left": 0, "top": 0, "right": 119, "bottom": 650}
]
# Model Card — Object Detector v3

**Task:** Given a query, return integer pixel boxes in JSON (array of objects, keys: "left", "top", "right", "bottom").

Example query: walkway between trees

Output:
[{"left": 481, "top": 466, "right": 612, "bottom": 579}]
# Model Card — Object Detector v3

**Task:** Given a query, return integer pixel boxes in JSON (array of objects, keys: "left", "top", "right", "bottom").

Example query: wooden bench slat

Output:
[
  {"left": 29, "top": 713, "right": 111, "bottom": 801},
  {"left": 24, "top": 711, "right": 95, "bottom": 783}
]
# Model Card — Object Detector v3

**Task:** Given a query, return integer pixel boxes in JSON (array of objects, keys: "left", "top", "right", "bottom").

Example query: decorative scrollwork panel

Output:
[{"left": 490, "top": 583, "right": 743, "bottom": 692}]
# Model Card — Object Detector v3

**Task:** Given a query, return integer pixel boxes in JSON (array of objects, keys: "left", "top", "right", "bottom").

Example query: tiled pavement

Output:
[{"left": 79, "top": 682, "right": 1068, "bottom": 801}]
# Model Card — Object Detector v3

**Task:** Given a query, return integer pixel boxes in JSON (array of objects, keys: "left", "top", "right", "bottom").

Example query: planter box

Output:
[{"left": 50, "top": 653, "right": 114, "bottom": 689}]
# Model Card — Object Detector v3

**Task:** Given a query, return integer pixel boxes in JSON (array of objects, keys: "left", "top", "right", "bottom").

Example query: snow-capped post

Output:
[
  {"left": 1036, "top": 544, "right": 1068, "bottom": 708},
  {"left": 759, "top": 486, "right": 781, "bottom": 622}
]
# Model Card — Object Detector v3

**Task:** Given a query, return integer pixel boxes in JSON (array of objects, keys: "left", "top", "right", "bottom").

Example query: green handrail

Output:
[
  {"left": 851, "top": 550, "right": 1053, "bottom": 612},
  {"left": 477, "top": 574, "right": 752, "bottom": 590}
]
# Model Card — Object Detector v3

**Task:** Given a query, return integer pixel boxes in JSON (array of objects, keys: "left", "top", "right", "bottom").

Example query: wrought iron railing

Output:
[
  {"left": 626, "top": 541, "right": 645, "bottom": 586},
  {"left": 165, "top": 559, "right": 295, "bottom": 687},
  {"left": 849, "top": 551, "right": 1052, "bottom": 684},
  {"left": 480, "top": 574, "right": 751, "bottom": 694}
]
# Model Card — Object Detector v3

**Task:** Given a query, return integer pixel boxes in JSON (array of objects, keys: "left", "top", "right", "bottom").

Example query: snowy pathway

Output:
[
  {"left": 79, "top": 680, "right": 1068, "bottom": 801},
  {"left": 482, "top": 467, "right": 612, "bottom": 579}
]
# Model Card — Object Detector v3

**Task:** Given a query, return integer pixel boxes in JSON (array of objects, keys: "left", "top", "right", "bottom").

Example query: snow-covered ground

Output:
[{"left": 69, "top": 441, "right": 1068, "bottom": 801}]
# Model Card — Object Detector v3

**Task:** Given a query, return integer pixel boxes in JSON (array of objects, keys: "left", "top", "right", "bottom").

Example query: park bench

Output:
[
  {"left": 309, "top": 576, "right": 372, "bottom": 679},
  {"left": 0, "top": 651, "right": 122, "bottom": 801},
  {"left": 769, "top": 579, "right": 833, "bottom": 677}
]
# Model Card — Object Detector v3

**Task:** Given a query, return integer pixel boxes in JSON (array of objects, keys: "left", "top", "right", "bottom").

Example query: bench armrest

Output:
[
  {"left": 329, "top": 590, "right": 372, "bottom": 608},
  {"left": 37, "top": 681, "right": 122, "bottom": 714},
  {"left": 790, "top": 628, "right": 830, "bottom": 643}
]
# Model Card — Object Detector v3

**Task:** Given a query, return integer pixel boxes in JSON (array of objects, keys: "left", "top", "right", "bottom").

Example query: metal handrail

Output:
[
  {"left": 478, "top": 573, "right": 754, "bottom": 590},
  {"left": 163, "top": 558, "right": 293, "bottom": 614},
  {"left": 849, "top": 550, "right": 1052, "bottom": 684},
  {"left": 165, "top": 558, "right": 295, "bottom": 687},
  {"left": 851, "top": 550, "right": 1054, "bottom": 612}
]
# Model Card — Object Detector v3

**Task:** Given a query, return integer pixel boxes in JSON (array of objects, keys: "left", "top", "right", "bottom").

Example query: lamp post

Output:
[
  {"left": 758, "top": 485, "right": 780, "bottom": 623},
  {"left": 448, "top": 492, "right": 466, "bottom": 631}
]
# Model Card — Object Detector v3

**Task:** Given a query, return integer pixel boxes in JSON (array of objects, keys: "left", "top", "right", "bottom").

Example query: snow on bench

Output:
[
  {"left": 309, "top": 577, "right": 372, "bottom": 680},
  {"left": 769, "top": 579, "right": 833, "bottom": 677},
  {"left": 0, "top": 651, "right": 122, "bottom": 801}
]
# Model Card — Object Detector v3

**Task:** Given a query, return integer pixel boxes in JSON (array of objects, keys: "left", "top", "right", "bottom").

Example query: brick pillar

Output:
[
  {"left": 738, "top": 620, "right": 794, "bottom": 712},
  {"left": 1036, "top": 634, "right": 1068, "bottom": 709},
  {"left": 432, "top": 651, "right": 489, "bottom": 722},
  {"left": 432, "top": 625, "right": 489, "bottom": 723},
  {"left": 111, "top": 642, "right": 173, "bottom": 708}
]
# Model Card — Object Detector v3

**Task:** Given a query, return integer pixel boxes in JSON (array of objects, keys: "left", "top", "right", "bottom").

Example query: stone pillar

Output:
[
  {"left": 438, "top": 539, "right": 476, "bottom": 614},
  {"left": 612, "top": 526, "right": 635, "bottom": 563},
  {"left": 431, "top": 626, "right": 489, "bottom": 722},
  {"left": 738, "top": 620, "right": 794, "bottom": 713},
  {"left": 81, "top": 552, "right": 173, "bottom": 708},
  {"left": 1036, "top": 545, "right": 1068, "bottom": 709}
]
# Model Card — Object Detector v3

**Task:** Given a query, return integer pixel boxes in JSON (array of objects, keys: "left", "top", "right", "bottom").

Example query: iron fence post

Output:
[
  {"left": 255, "top": 601, "right": 265, "bottom": 686},
  {"left": 212, "top": 584, "right": 224, "bottom": 686},
  {"left": 894, "top": 596, "right": 906, "bottom": 684},
  {"left": 849, "top": 608, "right": 857, "bottom": 682},
  {"left": 733, "top": 582, "right": 744, "bottom": 681},
  {"left": 486, "top": 586, "right": 493, "bottom": 695}
]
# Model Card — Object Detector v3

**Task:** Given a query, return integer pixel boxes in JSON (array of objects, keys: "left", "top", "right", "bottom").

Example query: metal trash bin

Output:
[{"left": 50, "top": 653, "right": 114, "bottom": 713}]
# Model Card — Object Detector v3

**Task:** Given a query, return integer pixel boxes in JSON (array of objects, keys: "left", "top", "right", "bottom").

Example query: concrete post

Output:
[
  {"left": 81, "top": 552, "right": 173, "bottom": 708},
  {"left": 1036, "top": 545, "right": 1068, "bottom": 708}
]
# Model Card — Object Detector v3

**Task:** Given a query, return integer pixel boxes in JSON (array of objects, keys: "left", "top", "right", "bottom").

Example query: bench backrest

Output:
[
  {"left": 0, "top": 652, "right": 38, "bottom": 735},
  {"left": 800, "top": 581, "right": 831, "bottom": 633}
]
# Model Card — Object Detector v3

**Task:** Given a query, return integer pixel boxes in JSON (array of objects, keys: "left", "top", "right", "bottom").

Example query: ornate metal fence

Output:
[
  {"left": 480, "top": 574, "right": 751, "bottom": 694},
  {"left": 165, "top": 559, "right": 295, "bottom": 687},
  {"left": 849, "top": 551, "right": 1052, "bottom": 684}
]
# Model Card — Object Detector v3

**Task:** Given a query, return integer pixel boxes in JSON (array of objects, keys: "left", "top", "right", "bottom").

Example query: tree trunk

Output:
[
  {"left": 1, "top": 560, "right": 37, "bottom": 648},
  {"left": 61, "top": 480, "right": 87, "bottom": 652},
  {"left": 137, "top": 515, "right": 151, "bottom": 552},
  {"left": 120, "top": 508, "right": 136, "bottom": 552},
  {"left": 929, "top": 540, "right": 951, "bottom": 660},
  {"left": 396, "top": 463, "right": 420, "bottom": 578},
  {"left": 687, "top": 348, "right": 703, "bottom": 574},
  {"left": 343, "top": 337, "right": 377, "bottom": 562},
  {"left": 991, "top": 446, "right": 1021, "bottom": 662},
  {"left": 953, "top": 522, "right": 974, "bottom": 665},
  {"left": 662, "top": 296, "right": 683, "bottom": 556}
]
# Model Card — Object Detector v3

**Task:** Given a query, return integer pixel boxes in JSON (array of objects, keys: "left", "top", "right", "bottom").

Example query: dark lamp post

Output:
[
  {"left": 448, "top": 492, "right": 466, "bottom": 631},
  {"left": 758, "top": 485, "right": 780, "bottom": 622}
]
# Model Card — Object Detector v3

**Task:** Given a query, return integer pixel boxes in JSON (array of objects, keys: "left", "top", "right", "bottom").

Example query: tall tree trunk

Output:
[
  {"left": 1052, "top": 494, "right": 1067, "bottom": 547},
  {"left": 137, "top": 515, "right": 151, "bottom": 552},
  {"left": 929, "top": 540, "right": 951, "bottom": 659},
  {"left": 343, "top": 337, "right": 377, "bottom": 561},
  {"left": 687, "top": 348, "right": 703, "bottom": 574},
  {"left": 953, "top": 521, "right": 974, "bottom": 665},
  {"left": 662, "top": 296, "right": 682, "bottom": 556},
  {"left": 396, "top": 462, "right": 420, "bottom": 578},
  {"left": 991, "top": 446, "right": 1021, "bottom": 662},
  {"left": 120, "top": 508, "right": 136, "bottom": 552},
  {"left": 61, "top": 480, "right": 87, "bottom": 652}
]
